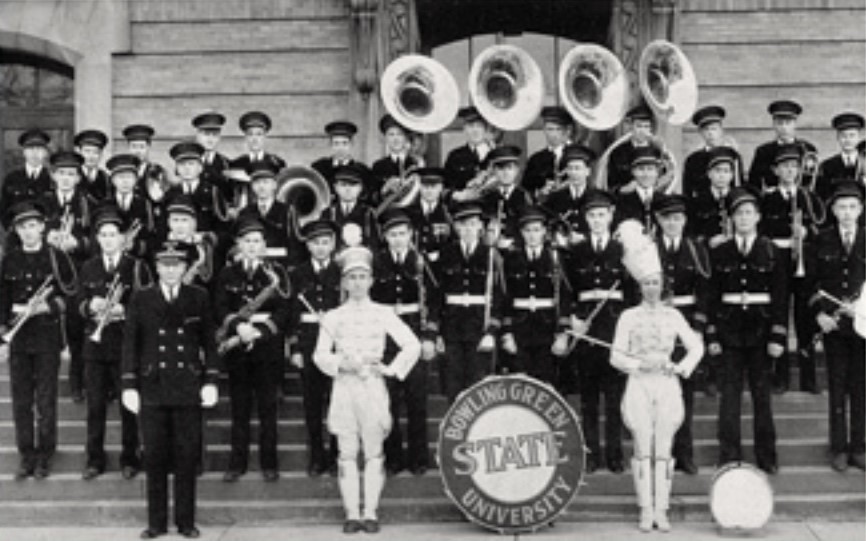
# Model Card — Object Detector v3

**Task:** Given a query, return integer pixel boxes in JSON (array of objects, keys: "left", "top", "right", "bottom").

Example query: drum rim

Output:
[{"left": 709, "top": 461, "right": 775, "bottom": 529}]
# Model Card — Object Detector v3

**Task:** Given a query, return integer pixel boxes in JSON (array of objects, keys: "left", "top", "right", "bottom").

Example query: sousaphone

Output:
[
  {"left": 380, "top": 54, "right": 460, "bottom": 134},
  {"left": 275, "top": 165, "right": 332, "bottom": 231},
  {"left": 639, "top": 40, "right": 698, "bottom": 126},
  {"left": 558, "top": 43, "right": 629, "bottom": 131},
  {"left": 468, "top": 44, "right": 544, "bottom": 131}
]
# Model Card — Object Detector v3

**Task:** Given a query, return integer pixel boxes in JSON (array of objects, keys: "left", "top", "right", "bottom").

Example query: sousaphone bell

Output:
[
  {"left": 380, "top": 55, "right": 460, "bottom": 134},
  {"left": 275, "top": 165, "right": 332, "bottom": 235},
  {"left": 639, "top": 40, "right": 698, "bottom": 126},
  {"left": 558, "top": 43, "right": 629, "bottom": 131},
  {"left": 468, "top": 44, "right": 545, "bottom": 131}
]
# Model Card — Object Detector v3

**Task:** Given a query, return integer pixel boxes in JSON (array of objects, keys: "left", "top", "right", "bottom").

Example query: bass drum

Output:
[{"left": 709, "top": 462, "right": 774, "bottom": 530}]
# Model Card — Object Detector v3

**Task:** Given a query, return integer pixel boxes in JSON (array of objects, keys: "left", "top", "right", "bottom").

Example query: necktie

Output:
[
  {"left": 595, "top": 237, "right": 603, "bottom": 253},
  {"left": 344, "top": 204, "right": 351, "bottom": 215},
  {"left": 463, "top": 244, "right": 471, "bottom": 259},
  {"left": 844, "top": 231, "right": 854, "bottom": 254},
  {"left": 106, "top": 257, "right": 115, "bottom": 274},
  {"left": 740, "top": 237, "right": 748, "bottom": 256}
]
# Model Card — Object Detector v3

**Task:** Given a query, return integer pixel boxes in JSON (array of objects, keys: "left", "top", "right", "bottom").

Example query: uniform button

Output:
[
  {"left": 740, "top": 279, "right": 747, "bottom": 285},
  {"left": 178, "top": 346, "right": 184, "bottom": 352},
  {"left": 740, "top": 264, "right": 747, "bottom": 270},
  {"left": 317, "top": 285, "right": 322, "bottom": 290},
  {"left": 843, "top": 269, "right": 848, "bottom": 274},
  {"left": 529, "top": 284, "right": 535, "bottom": 289},
  {"left": 159, "top": 329, "right": 165, "bottom": 335},
  {"left": 159, "top": 345, "right": 165, "bottom": 351},
  {"left": 396, "top": 275, "right": 402, "bottom": 281},
  {"left": 842, "top": 282, "right": 848, "bottom": 288},
  {"left": 595, "top": 278, "right": 600, "bottom": 284},
  {"left": 178, "top": 362, "right": 185, "bottom": 368},
  {"left": 160, "top": 362, "right": 166, "bottom": 368},
  {"left": 178, "top": 329, "right": 184, "bottom": 335}
]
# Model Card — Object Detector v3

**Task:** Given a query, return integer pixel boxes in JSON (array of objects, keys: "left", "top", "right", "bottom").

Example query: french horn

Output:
[
  {"left": 639, "top": 40, "right": 698, "bottom": 126},
  {"left": 468, "top": 44, "right": 545, "bottom": 131},
  {"left": 380, "top": 55, "right": 460, "bottom": 134},
  {"left": 558, "top": 44, "right": 629, "bottom": 131}
]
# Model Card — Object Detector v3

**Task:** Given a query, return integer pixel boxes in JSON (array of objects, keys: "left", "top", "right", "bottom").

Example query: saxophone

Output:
[{"left": 216, "top": 263, "right": 286, "bottom": 355}]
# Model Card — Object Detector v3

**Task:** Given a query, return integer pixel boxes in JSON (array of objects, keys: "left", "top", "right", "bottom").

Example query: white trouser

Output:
[{"left": 621, "top": 372, "right": 684, "bottom": 460}]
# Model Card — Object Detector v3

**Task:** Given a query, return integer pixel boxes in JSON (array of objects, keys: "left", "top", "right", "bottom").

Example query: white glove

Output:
[
  {"left": 477, "top": 334, "right": 495, "bottom": 352},
  {"left": 551, "top": 333, "right": 570, "bottom": 357},
  {"left": 290, "top": 352, "right": 304, "bottom": 369},
  {"left": 200, "top": 384, "right": 218, "bottom": 408},
  {"left": 421, "top": 340, "right": 437, "bottom": 361},
  {"left": 501, "top": 333, "right": 518, "bottom": 355},
  {"left": 122, "top": 389, "right": 140, "bottom": 415}
]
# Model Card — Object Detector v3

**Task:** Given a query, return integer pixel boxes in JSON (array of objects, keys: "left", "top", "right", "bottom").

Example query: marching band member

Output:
[
  {"left": 480, "top": 145, "right": 533, "bottom": 250},
  {"left": 123, "top": 124, "right": 167, "bottom": 203},
  {"left": 78, "top": 208, "right": 152, "bottom": 481},
  {"left": 707, "top": 187, "right": 787, "bottom": 474},
  {"left": 817, "top": 113, "right": 865, "bottom": 203},
  {"left": 500, "top": 207, "right": 571, "bottom": 386},
  {"left": 760, "top": 144, "right": 825, "bottom": 394},
  {"left": 747, "top": 100, "right": 817, "bottom": 193},
  {"left": 687, "top": 146, "right": 737, "bottom": 251},
  {"left": 653, "top": 194, "right": 711, "bottom": 475},
  {"left": 615, "top": 146, "right": 665, "bottom": 233},
  {"left": 372, "top": 210, "right": 440, "bottom": 476},
  {"left": 156, "top": 195, "right": 216, "bottom": 289},
  {"left": 681, "top": 106, "right": 744, "bottom": 200},
  {"left": 215, "top": 217, "right": 291, "bottom": 483},
  {"left": 522, "top": 106, "right": 573, "bottom": 197},
  {"left": 543, "top": 144, "right": 599, "bottom": 247},
  {"left": 445, "top": 106, "right": 495, "bottom": 196},
  {"left": 436, "top": 202, "right": 504, "bottom": 403},
  {"left": 0, "top": 202, "right": 78, "bottom": 480},
  {"left": 612, "top": 220, "right": 704, "bottom": 532},
  {"left": 106, "top": 153, "right": 155, "bottom": 259},
  {"left": 121, "top": 240, "right": 220, "bottom": 539},
  {"left": 313, "top": 246, "right": 420, "bottom": 534},
  {"left": 192, "top": 112, "right": 233, "bottom": 205},
  {"left": 228, "top": 111, "right": 287, "bottom": 211},
  {"left": 74, "top": 129, "right": 111, "bottom": 201},
  {"left": 566, "top": 191, "right": 630, "bottom": 473},
  {"left": 0, "top": 129, "right": 52, "bottom": 228},
  {"left": 311, "top": 121, "right": 372, "bottom": 194},
  {"left": 807, "top": 181, "right": 865, "bottom": 472},
  {"left": 321, "top": 164, "right": 379, "bottom": 249},
  {"left": 605, "top": 104, "right": 658, "bottom": 193},
  {"left": 165, "top": 141, "right": 228, "bottom": 238},
  {"left": 371, "top": 114, "right": 423, "bottom": 208},
  {"left": 40, "top": 150, "right": 93, "bottom": 404},
  {"left": 405, "top": 167, "right": 452, "bottom": 265},
  {"left": 288, "top": 219, "right": 342, "bottom": 477}
]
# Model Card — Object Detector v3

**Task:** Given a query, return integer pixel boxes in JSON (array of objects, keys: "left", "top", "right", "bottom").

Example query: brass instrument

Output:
[
  {"left": 275, "top": 165, "right": 332, "bottom": 240},
  {"left": 2, "top": 276, "right": 54, "bottom": 343},
  {"left": 558, "top": 43, "right": 629, "bottom": 131},
  {"left": 468, "top": 44, "right": 545, "bottom": 131},
  {"left": 216, "top": 263, "right": 288, "bottom": 355},
  {"left": 90, "top": 273, "right": 125, "bottom": 343},
  {"left": 376, "top": 166, "right": 421, "bottom": 217},
  {"left": 181, "top": 235, "right": 213, "bottom": 285},
  {"left": 639, "top": 40, "right": 699, "bottom": 126},
  {"left": 380, "top": 54, "right": 460, "bottom": 134},
  {"left": 792, "top": 149, "right": 826, "bottom": 277},
  {"left": 123, "top": 219, "right": 142, "bottom": 253},
  {"left": 816, "top": 287, "right": 866, "bottom": 338}
]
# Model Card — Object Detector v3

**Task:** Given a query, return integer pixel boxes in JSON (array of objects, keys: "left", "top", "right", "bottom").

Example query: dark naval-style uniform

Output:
[
  {"left": 0, "top": 167, "right": 52, "bottom": 228},
  {"left": 406, "top": 198, "right": 452, "bottom": 265}
]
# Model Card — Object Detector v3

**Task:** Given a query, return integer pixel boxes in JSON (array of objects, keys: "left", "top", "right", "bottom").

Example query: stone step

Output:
[
  {"left": 0, "top": 437, "right": 838, "bottom": 473},
  {"left": 0, "top": 412, "right": 830, "bottom": 446}
]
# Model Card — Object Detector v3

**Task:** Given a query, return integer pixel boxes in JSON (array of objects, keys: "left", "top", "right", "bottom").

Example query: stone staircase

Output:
[{"left": 0, "top": 350, "right": 862, "bottom": 526}]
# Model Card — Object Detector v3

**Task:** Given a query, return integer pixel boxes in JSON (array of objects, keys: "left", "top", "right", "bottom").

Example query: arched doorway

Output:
[{"left": 0, "top": 49, "right": 74, "bottom": 182}]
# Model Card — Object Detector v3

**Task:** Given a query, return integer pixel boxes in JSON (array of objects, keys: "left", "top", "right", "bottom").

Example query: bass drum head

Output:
[{"left": 710, "top": 463, "right": 774, "bottom": 529}]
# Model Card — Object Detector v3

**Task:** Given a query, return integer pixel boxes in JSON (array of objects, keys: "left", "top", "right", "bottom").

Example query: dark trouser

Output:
[
  {"left": 85, "top": 358, "right": 140, "bottom": 470},
  {"left": 140, "top": 405, "right": 201, "bottom": 532},
  {"left": 825, "top": 333, "right": 866, "bottom": 454},
  {"left": 718, "top": 345, "right": 777, "bottom": 467},
  {"left": 578, "top": 343, "right": 625, "bottom": 464},
  {"left": 66, "top": 312, "right": 85, "bottom": 394},
  {"left": 300, "top": 349, "right": 336, "bottom": 469},
  {"left": 9, "top": 350, "right": 60, "bottom": 467},
  {"left": 673, "top": 373, "right": 695, "bottom": 463},
  {"left": 227, "top": 359, "right": 280, "bottom": 472},
  {"left": 385, "top": 361, "right": 429, "bottom": 471},
  {"left": 509, "top": 341, "right": 556, "bottom": 386},
  {"left": 442, "top": 338, "right": 491, "bottom": 404},
  {"left": 775, "top": 276, "right": 817, "bottom": 389}
]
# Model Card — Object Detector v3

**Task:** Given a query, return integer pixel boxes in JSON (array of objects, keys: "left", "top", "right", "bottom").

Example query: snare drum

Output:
[{"left": 709, "top": 462, "right": 774, "bottom": 530}]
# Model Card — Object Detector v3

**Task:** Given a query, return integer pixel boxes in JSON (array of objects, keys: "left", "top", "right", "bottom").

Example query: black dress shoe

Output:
[
  {"left": 758, "top": 462, "right": 778, "bottom": 475},
  {"left": 343, "top": 519, "right": 363, "bottom": 534},
  {"left": 607, "top": 458, "right": 625, "bottom": 474},
  {"left": 307, "top": 461, "right": 325, "bottom": 477},
  {"left": 82, "top": 466, "right": 103, "bottom": 480},
  {"left": 831, "top": 453, "right": 849, "bottom": 472},
  {"left": 71, "top": 390, "right": 85, "bottom": 404},
  {"left": 362, "top": 519, "right": 380, "bottom": 533},
  {"left": 704, "top": 382, "right": 718, "bottom": 398},
  {"left": 262, "top": 469, "right": 280, "bottom": 482},
  {"left": 675, "top": 458, "right": 698, "bottom": 475},
  {"left": 140, "top": 528, "right": 166, "bottom": 539},
  {"left": 33, "top": 463, "right": 50, "bottom": 480},
  {"left": 385, "top": 463, "right": 403, "bottom": 477},
  {"left": 178, "top": 526, "right": 200, "bottom": 538},
  {"left": 585, "top": 455, "right": 598, "bottom": 474},
  {"left": 328, "top": 462, "right": 339, "bottom": 477},
  {"left": 772, "top": 382, "right": 789, "bottom": 395},
  {"left": 222, "top": 470, "right": 243, "bottom": 483},
  {"left": 14, "top": 462, "right": 34, "bottom": 481},
  {"left": 122, "top": 466, "right": 140, "bottom": 480},
  {"left": 410, "top": 464, "right": 428, "bottom": 476},
  {"left": 849, "top": 453, "right": 865, "bottom": 471}
]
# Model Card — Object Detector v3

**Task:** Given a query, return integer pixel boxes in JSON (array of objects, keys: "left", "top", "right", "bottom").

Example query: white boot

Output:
[
  {"left": 654, "top": 458, "right": 674, "bottom": 532},
  {"left": 363, "top": 457, "right": 385, "bottom": 521},
  {"left": 632, "top": 457, "right": 653, "bottom": 532},
  {"left": 338, "top": 459, "right": 361, "bottom": 521}
]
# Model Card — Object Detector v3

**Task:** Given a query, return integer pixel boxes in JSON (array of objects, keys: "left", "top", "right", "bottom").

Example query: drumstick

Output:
[
  {"left": 565, "top": 330, "right": 643, "bottom": 362},
  {"left": 565, "top": 279, "right": 621, "bottom": 355}
]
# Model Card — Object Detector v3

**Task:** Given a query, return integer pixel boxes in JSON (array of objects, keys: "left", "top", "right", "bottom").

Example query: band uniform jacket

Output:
[
  {"left": 522, "top": 147, "right": 561, "bottom": 195},
  {"left": 405, "top": 199, "right": 452, "bottom": 265},
  {"left": 321, "top": 201, "right": 379, "bottom": 250},
  {"left": 121, "top": 283, "right": 219, "bottom": 407},
  {"left": 817, "top": 153, "right": 863, "bottom": 203},
  {"left": 370, "top": 154, "right": 423, "bottom": 207},
  {"left": 706, "top": 236, "right": 788, "bottom": 349},
  {"left": 214, "top": 261, "right": 291, "bottom": 361},
  {"left": 682, "top": 147, "right": 744, "bottom": 200},
  {"left": 77, "top": 253, "right": 153, "bottom": 361},
  {"left": 543, "top": 185, "right": 600, "bottom": 238},
  {"left": 80, "top": 166, "right": 112, "bottom": 202},
  {"left": 807, "top": 226, "right": 865, "bottom": 337},
  {"left": 371, "top": 249, "right": 441, "bottom": 342},
  {"left": 201, "top": 150, "right": 233, "bottom": 203},
  {"left": 443, "top": 144, "right": 484, "bottom": 192},
  {"left": 237, "top": 200, "right": 303, "bottom": 269},
  {"left": 287, "top": 258, "right": 342, "bottom": 353},
  {"left": 759, "top": 187, "right": 825, "bottom": 253},
  {"left": 0, "top": 166, "right": 53, "bottom": 227},
  {"left": 164, "top": 179, "right": 228, "bottom": 235},
  {"left": 747, "top": 138, "right": 816, "bottom": 192},
  {"left": 687, "top": 187, "right": 730, "bottom": 241},
  {"left": 481, "top": 185, "right": 532, "bottom": 244},
  {"left": 228, "top": 152, "right": 287, "bottom": 209},
  {"left": 0, "top": 244, "right": 78, "bottom": 354},
  {"left": 437, "top": 240, "right": 504, "bottom": 342},
  {"left": 39, "top": 188, "right": 95, "bottom": 263},
  {"left": 566, "top": 238, "right": 629, "bottom": 343},
  {"left": 311, "top": 157, "right": 372, "bottom": 194},
  {"left": 605, "top": 140, "right": 660, "bottom": 193},
  {"left": 656, "top": 235, "right": 710, "bottom": 334},
  {"left": 502, "top": 245, "right": 571, "bottom": 346},
  {"left": 616, "top": 188, "right": 663, "bottom": 234}
]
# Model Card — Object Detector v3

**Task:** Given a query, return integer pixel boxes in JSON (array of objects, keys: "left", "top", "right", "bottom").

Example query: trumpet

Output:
[
  {"left": 2, "top": 276, "right": 54, "bottom": 343},
  {"left": 376, "top": 165, "right": 421, "bottom": 216},
  {"left": 182, "top": 235, "right": 213, "bottom": 285},
  {"left": 47, "top": 206, "right": 76, "bottom": 252},
  {"left": 90, "top": 273, "right": 125, "bottom": 343},
  {"left": 123, "top": 219, "right": 142, "bottom": 253}
]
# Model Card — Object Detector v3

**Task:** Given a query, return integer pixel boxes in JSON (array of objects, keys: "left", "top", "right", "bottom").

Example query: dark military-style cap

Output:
[
  {"left": 93, "top": 207, "right": 123, "bottom": 232},
  {"left": 325, "top": 120, "right": 358, "bottom": 138},
  {"left": 518, "top": 206, "right": 549, "bottom": 228},
  {"left": 18, "top": 129, "right": 50, "bottom": 148},
  {"left": 560, "top": 144, "right": 596, "bottom": 168},
  {"left": 379, "top": 208, "right": 412, "bottom": 232},
  {"left": 235, "top": 216, "right": 266, "bottom": 238},
  {"left": 691, "top": 105, "right": 726, "bottom": 129},
  {"left": 300, "top": 218, "right": 339, "bottom": 240},
  {"left": 829, "top": 180, "right": 864, "bottom": 204},
  {"left": 452, "top": 201, "right": 483, "bottom": 222},
  {"left": 415, "top": 166, "right": 446, "bottom": 184},
  {"left": 192, "top": 111, "right": 226, "bottom": 130},
  {"left": 487, "top": 145, "right": 521, "bottom": 167},
  {"left": 122, "top": 124, "right": 155, "bottom": 142},
  {"left": 832, "top": 112, "right": 865, "bottom": 132},
  {"left": 707, "top": 146, "right": 739, "bottom": 171},
  {"left": 106, "top": 153, "right": 141, "bottom": 176},
  {"left": 458, "top": 106, "right": 485, "bottom": 123},
  {"left": 626, "top": 104, "right": 654, "bottom": 122},
  {"left": 9, "top": 201, "right": 46, "bottom": 226},
  {"left": 239, "top": 111, "right": 272, "bottom": 132},
  {"left": 768, "top": 100, "right": 802, "bottom": 119},
  {"left": 74, "top": 129, "right": 108, "bottom": 149},
  {"left": 652, "top": 194, "right": 688, "bottom": 216},
  {"left": 169, "top": 141, "right": 205, "bottom": 162},
  {"left": 166, "top": 194, "right": 197, "bottom": 218},
  {"left": 582, "top": 190, "right": 615, "bottom": 211},
  {"left": 727, "top": 187, "right": 760, "bottom": 214},
  {"left": 153, "top": 240, "right": 191, "bottom": 265},
  {"left": 50, "top": 151, "right": 84, "bottom": 169},
  {"left": 630, "top": 146, "right": 662, "bottom": 168},
  {"left": 333, "top": 163, "right": 366, "bottom": 184},
  {"left": 379, "top": 114, "right": 411, "bottom": 135},
  {"left": 773, "top": 143, "right": 802, "bottom": 166},
  {"left": 540, "top": 106, "right": 573, "bottom": 127},
  {"left": 248, "top": 160, "right": 278, "bottom": 181}
]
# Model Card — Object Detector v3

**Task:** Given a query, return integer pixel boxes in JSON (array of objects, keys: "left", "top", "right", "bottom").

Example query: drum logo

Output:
[{"left": 438, "top": 375, "right": 585, "bottom": 533}]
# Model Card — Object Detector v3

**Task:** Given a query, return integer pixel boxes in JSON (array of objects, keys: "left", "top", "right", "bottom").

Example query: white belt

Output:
[
  {"left": 772, "top": 238, "right": 793, "bottom": 249},
  {"left": 669, "top": 295, "right": 696, "bottom": 307},
  {"left": 264, "top": 247, "right": 287, "bottom": 258},
  {"left": 11, "top": 304, "right": 28, "bottom": 315},
  {"left": 388, "top": 303, "right": 420, "bottom": 315},
  {"left": 513, "top": 297, "right": 555, "bottom": 311},
  {"left": 300, "top": 312, "right": 320, "bottom": 324},
  {"left": 446, "top": 294, "right": 486, "bottom": 307},
  {"left": 578, "top": 289, "right": 623, "bottom": 302},
  {"left": 249, "top": 313, "right": 271, "bottom": 323},
  {"left": 722, "top": 292, "right": 771, "bottom": 305}
]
